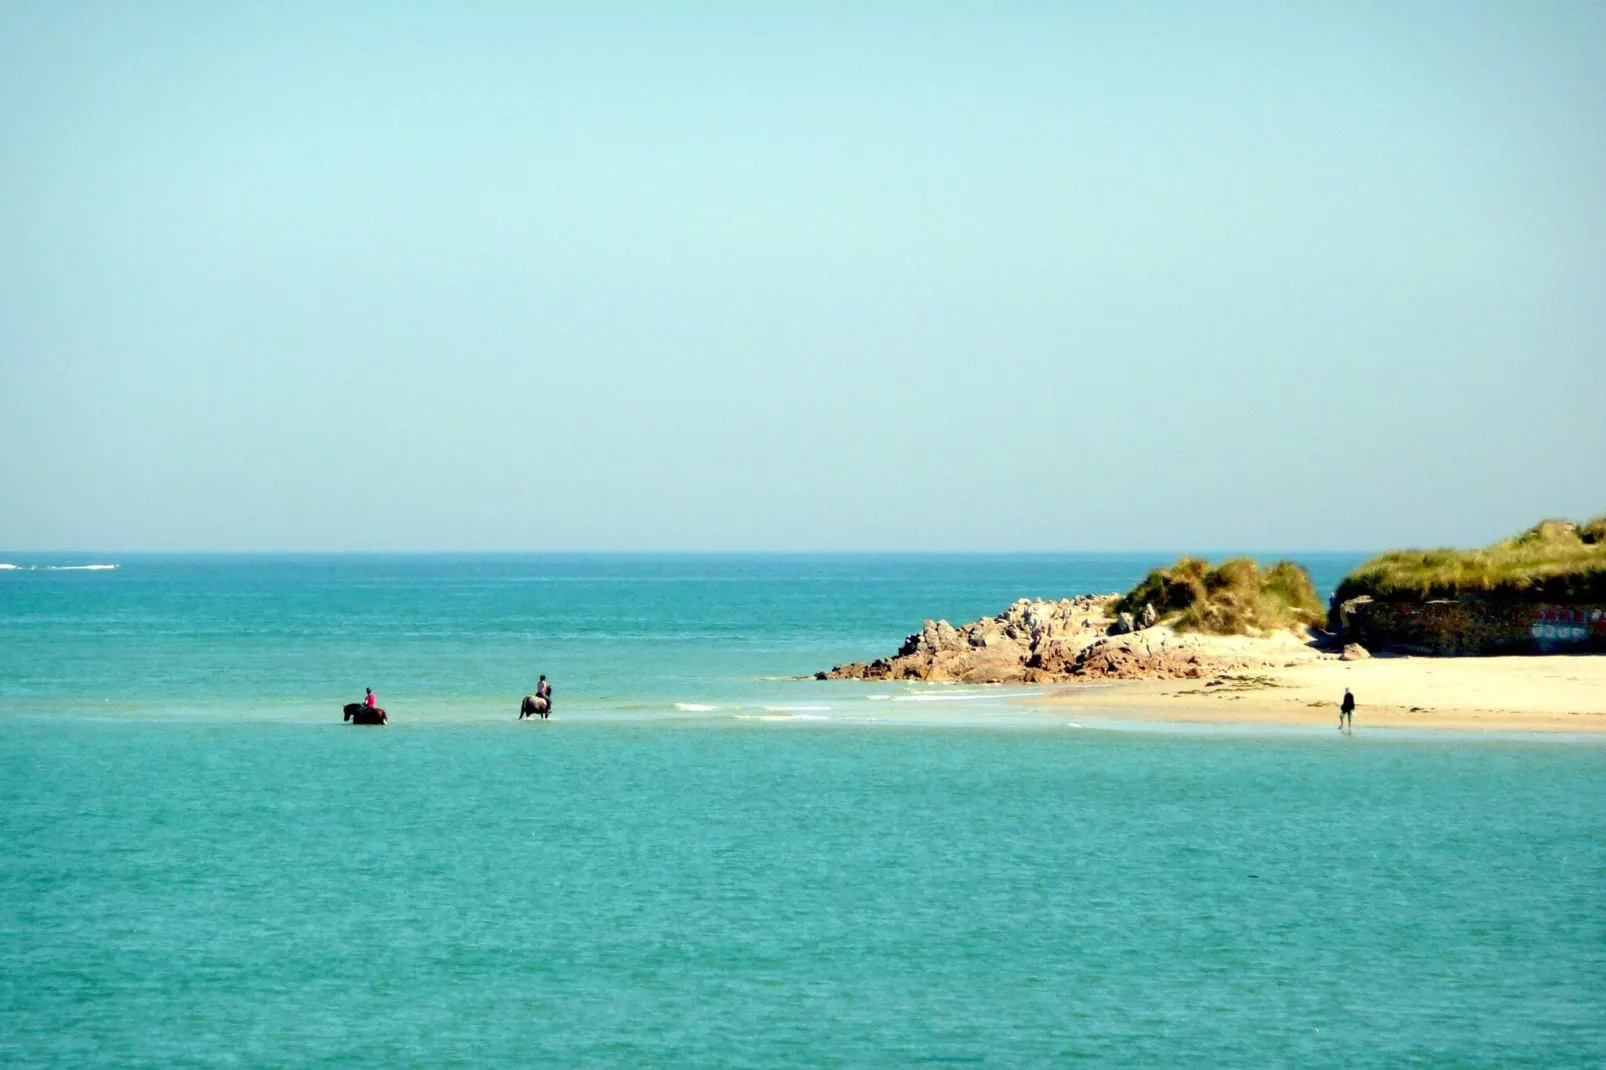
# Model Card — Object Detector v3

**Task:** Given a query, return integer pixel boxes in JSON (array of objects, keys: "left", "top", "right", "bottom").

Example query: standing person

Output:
[{"left": 1340, "top": 687, "right": 1355, "bottom": 731}]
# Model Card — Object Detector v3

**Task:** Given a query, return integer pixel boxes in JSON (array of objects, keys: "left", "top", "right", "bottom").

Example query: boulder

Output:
[
  {"left": 818, "top": 594, "right": 1121, "bottom": 682},
  {"left": 1069, "top": 635, "right": 1207, "bottom": 680},
  {"left": 816, "top": 591, "right": 1307, "bottom": 684},
  {"left": 1340, "top": 643, "right": 1371, "bottom": 661}
]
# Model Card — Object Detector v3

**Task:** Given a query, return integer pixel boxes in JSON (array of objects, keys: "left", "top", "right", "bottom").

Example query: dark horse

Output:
[
  {"left": 518, "top": 695, "right": 550, "bottom": 720},
  {"left": 343, "top": 702, "right": 388, "bottom": 725}
]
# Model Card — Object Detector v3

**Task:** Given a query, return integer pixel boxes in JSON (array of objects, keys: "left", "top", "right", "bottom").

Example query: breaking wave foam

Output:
[
  {"left": 0, "top": 563, "right": 119, "bottom": 571},
  {"left": 890, "top": 692, "right": 998, "bottom": 703},
  {"left": 674, "top": 703, "right": 718, "bottom": 712}
]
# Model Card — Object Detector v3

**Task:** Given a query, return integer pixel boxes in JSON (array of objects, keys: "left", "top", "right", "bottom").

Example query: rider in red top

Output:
[{"left": 364, "top": 687, "right": 377, "bottom": 709}]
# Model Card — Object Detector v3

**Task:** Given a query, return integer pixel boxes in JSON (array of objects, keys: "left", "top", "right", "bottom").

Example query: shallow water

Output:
[
  {"left": 3, "top": 555, "right": 1602, "bottom": 1065},
  {"left": 3, "top": 719, "right": 1602, "bottom": 1066}
]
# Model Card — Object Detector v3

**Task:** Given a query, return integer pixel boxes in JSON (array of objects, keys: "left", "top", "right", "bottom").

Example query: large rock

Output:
[
  {"left": 816, "top": 593, "right": 1310, "bottom": 683},
  {"left": 814, "top": 595, "right": 1269, "bottom": 683},
  {"left": 817, "top": 595, "right": 1120, "bottom": 683},
  {"left": 1067, "top": 636, "right": 1207, "bottom": 680}
]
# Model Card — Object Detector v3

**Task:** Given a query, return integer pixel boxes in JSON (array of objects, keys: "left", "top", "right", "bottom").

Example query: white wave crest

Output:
[
  {"left": 890, "top": 691, "right": 1032, "bottom": 704},
  {"left": 736, "top": 713, "right": 829, "bottom": 722},
  {"left": 0, "top": 563, "right": 119, "bottom": 571},
  {"left": 761, "top": 705, "right": 831, "bottom": 712},
  {"left": 675, "top": 703, "right": 718, "bottom": 712},
  {"left": 890, "top": 693, "right": 986, "bottom": 703}
]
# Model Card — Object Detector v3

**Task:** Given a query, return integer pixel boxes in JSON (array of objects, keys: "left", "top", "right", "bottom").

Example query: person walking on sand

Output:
[{"left": 1339, "top": 687, "right": 1355, "bottom": 731}]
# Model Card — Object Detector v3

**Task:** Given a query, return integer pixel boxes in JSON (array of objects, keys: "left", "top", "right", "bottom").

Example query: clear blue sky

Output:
[{"left": 2, "top": 3, "right": 1602, "bottom": 552}]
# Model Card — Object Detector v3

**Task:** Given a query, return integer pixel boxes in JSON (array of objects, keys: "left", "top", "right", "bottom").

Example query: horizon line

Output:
[{"left": 1, "top": 547, "right": 1382, "bottom": 557}]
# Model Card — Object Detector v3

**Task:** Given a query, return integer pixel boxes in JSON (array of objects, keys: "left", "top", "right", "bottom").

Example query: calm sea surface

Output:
[{"left": 2, "top": 555, "right": 1602, "bottom": 1066}]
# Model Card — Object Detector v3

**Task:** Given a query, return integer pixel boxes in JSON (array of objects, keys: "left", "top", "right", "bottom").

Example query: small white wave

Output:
[
  {"left": 890, "top": 693, "right": 988, "bottom": 703},
  {"left": 675, "top": 703, "right": 718, "bottom": 712},
  {"left": 890, "top": 691, "right": 1033, "bottom": 704},
  {"left": 1066, "top": 722, "right": 1084, "bottom": 729},
  {"left": 736, "top": 713, "right": 829, "bottom": 722},
  {"left": 867, "top": 694, "right": 891, "bottom": 701},
  {"left": 0, "top": 563, "right": 119, "bottom": 571},
  {"left": 761, "top": 705, "right": 831, "bottom": 712}
]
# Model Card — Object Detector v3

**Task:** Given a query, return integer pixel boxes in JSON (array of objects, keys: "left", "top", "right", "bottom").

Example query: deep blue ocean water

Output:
[{"left": 2, "top": 554, "right": 1603, "bottom": 1066}]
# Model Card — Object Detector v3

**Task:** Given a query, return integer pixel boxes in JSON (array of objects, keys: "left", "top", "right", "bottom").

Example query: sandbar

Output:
[{"left": 1026, "top": 653, "right": 1606, "bottom": 733}]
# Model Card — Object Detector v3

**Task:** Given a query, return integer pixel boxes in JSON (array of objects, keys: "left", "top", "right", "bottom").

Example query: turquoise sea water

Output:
[
  {"left": 3, "top": 555, "right": 1603, "bottom": 1066},
  {"left": 0, "top": 553, "right": 1365, "bottom": 722}
]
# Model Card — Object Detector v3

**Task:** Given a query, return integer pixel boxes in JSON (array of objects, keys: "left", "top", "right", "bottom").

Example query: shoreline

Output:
[
  {"left": 6, "top": 652, "right": 1605, "bottom": 736},
  {"left": 1024, "top": 653, "right": 1606, "bottom": 733}
]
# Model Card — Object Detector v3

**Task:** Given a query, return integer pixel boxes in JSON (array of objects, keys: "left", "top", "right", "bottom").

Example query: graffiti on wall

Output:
[{"left": 1530, "top": 607, "right": 1605, "bottom": 647}]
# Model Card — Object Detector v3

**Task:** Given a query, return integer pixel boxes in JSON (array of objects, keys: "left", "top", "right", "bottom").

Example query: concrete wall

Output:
[{"left": 1338, "top": 597, "right": 1606, "bottom": 656}]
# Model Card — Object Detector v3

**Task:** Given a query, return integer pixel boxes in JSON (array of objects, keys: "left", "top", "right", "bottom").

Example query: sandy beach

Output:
[{"left": 1030, "top": 652, "right": 1606, "bottom": 732}]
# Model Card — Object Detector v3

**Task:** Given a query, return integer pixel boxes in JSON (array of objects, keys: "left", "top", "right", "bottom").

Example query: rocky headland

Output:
[
  {"left": 816, "top": 521, "right": 1606, "bottom": 702},
  {"left": 816, "top": 595, "right": 1316, "bottom": 684}
]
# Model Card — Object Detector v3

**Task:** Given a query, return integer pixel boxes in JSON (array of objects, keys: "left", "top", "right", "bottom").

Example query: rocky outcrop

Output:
[
  {"left": 817, "top": 596, "right": 1114, "bottom": 683},
  {"left": 816, "top": 595, "right": 1298, "bottom": 684},
  {"left": 1065, "top": 631, "right": 1211, "bottom": 680}
]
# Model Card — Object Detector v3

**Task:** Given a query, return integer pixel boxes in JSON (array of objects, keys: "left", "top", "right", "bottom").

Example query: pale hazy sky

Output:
[{"left": 2, "top": 3, "right": 1602, "bottom": 552}]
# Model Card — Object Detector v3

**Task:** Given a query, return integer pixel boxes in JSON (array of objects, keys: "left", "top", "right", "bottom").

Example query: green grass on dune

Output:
[
  {"left": 1333, "top": 517, "right": 1606, "bottom": 605},
  {"left": 1115, "top": 556, "right": 1324, "bottom": 636}
]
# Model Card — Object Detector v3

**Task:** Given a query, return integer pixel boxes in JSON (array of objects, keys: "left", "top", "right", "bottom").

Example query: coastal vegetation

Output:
[
  {"left": 1334, "top": 517, "right": 1606, "bottom": 605},
  {"left": 1114, "top": 557, "right": 1324, "bottom": 635}
]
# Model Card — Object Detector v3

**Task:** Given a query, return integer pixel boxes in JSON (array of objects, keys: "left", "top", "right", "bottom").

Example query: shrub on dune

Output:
[
  {"left": 1115, "top": 557, "right": 1323, "bottom": 636},
  {"left": 1333, "top": 517, "right": 1606, "bottom": 606}
]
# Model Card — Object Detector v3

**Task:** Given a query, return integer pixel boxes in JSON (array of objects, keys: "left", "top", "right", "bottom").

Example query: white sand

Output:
[{"left": 1031, "top": 653, "right": 1606, "bottom": 732}]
